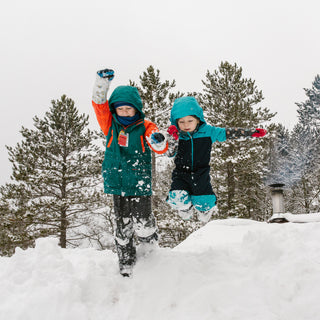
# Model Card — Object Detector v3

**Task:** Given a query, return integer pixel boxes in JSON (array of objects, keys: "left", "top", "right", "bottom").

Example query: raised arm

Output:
[
  {"left": 226, "top": 128, "right": 267, "bottom": 139},
  {"left": 92, "top": 68, "right": 114, "bottom": 135}
]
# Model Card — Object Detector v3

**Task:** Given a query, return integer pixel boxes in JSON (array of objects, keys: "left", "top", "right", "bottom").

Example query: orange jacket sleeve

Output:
[
  {"left": 92, "top": 100, "right": 112, "bottom": 136},
  {"left": 144, "top": 120, "right": 168, "bottom": 154}
]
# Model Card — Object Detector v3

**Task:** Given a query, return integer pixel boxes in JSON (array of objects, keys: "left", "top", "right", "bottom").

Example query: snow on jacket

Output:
[
  {"left": 170, "top": 96, "right": 226, "bottom": 172},
  {"left": 92, "top": 85, "right": 168, "bottom": 196}
]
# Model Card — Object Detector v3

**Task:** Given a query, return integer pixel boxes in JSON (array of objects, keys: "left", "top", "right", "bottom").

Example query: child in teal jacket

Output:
[
  {"left": 166, "top": 96, "right": 266, "bottom": 223},
  {"left": 92, "top": 69, "right": 168, "bottom": 276}
]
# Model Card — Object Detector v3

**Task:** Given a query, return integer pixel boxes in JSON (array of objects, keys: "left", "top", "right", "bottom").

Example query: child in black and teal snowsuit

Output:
[{"left": 166, "top": 96, "right": 266, "bottom": 223}]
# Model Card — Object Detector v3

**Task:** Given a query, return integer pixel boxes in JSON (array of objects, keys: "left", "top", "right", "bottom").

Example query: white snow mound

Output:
[{"left": 1, "top": 219, "right": 320, "bottom": 320}]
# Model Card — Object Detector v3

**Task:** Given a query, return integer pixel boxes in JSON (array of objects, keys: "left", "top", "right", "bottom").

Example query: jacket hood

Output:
[
  {"left": 170, "top": 96, "right": 205, "bottom": 125},
  {"left": 109, "top": 86, "right": 145, "bottom": 118}
]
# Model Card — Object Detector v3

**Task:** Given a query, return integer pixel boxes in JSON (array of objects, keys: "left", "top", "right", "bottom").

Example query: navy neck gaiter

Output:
[{"left": 116, "top": 113, "right": 140, "bottom": 126}]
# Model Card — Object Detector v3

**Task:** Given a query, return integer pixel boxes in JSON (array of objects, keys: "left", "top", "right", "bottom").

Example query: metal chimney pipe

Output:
[
  {"left": 269, "top": 183, "right": 285, "bottom": 214},
  {"left": 268, "top": 183, "right": 320, "bottom": 223},
  {"left": 268, "top": 183, "right": 288, "bottom": 223}
]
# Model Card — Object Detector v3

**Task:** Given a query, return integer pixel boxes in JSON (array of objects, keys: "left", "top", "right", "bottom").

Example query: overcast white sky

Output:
[{"left": 1, "top": 0, "right": 320, "bottom": 185}]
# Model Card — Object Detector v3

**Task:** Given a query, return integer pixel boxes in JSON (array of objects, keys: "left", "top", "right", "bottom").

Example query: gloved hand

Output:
[
  {"left": 167, "top": 125, "right": 179, "bottom": 141},
  {"left": 252, "top": 128, "right": 267, "bottom": 138},
  {"left": 97, "top": 68, "right": 115, "bottom": 80},
  {"left": 151, "top": 132, "right": 165, "bottom": 144},
  {"left": 92, "top": 70, "right": 113, "bottom": 104}
]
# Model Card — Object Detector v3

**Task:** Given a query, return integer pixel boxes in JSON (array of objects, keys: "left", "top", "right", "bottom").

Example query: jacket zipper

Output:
[{"left": 188, "top": 132, "right": 194, "bottom": 171}]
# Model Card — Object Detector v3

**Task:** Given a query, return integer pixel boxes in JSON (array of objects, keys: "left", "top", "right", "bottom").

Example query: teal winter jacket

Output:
[
  {"left": 170, "top": 97, "right": 227, "bottom": 171},
  {"left": 92, "top": 85, "right": 168, "bottom": 196}
]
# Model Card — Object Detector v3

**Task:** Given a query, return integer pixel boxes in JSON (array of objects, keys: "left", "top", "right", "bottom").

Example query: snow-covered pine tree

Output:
[
  {"left": 0, "top": 184, "right": 35, "bottom": 256},
  {"left": 286, "top": 75, "right": 320, "bottom": 213},
  {"left": 266, "top": 123, "right": 292, "bottom": 186},
  {"left": 295, "top": 75, "right": 320, "bottom": 171},
  {"left": 129, "top": 66, "right": 200, "bottom": 247},
  {"left": 285, "top": 124, "right": 320, "bottom": 213},
  {"left": 200, "top": 62, "right": 275, "bottom": 219},
  {"left": 259, "top": 123, "right": 292, "bottom": 220},
  {"left": 296, "top": 75, "right": 320, "bottom": 130},
  {"left": 129, "top": 66, "right": 180, "bottom": 186},
  {"left": 1, "top": 95, "right": 113, "bottom": 250}
]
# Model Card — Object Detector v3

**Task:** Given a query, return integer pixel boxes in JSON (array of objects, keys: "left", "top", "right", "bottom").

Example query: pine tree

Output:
[
  {"left": 129, "top": 66, "right": 199, "bottom": 246},
  {"left": 129, "top": 66, "right": 181, "bottom": 190},
  {"left": 129, "top": 65, "right": 178, "bottom": 188},
  {"left": 200, "top": 61, "right": 275, "bottom": 218},
  {"left": 285, "top": 124, "right": 320, "bottom": 213},
  {"left": 266, "top": 123, "right": 292, "bottom": 186},
  {"left": 285, "top": 75, "right": 320, "bottom": 213},
  {"left": 295, "top": 75, "right": 320, "bottom": 171},
  {"left": 1, "top": 95, "right": 112, "bottom": 251},
  {"left": 129, "top": 65, "right": 181, "bottom": 127},
  {"left": 0, "top": 184, "right": 35, "bottom": 255},
  {"left": 296, "top": 75, "right": 320, "bottom": 130}
]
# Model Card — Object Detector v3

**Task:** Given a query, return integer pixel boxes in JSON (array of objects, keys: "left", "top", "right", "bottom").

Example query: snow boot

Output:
[
  {"left": 120, "top": 265, "right": 134, "bottom": 277},
  {"left": 116, "top": 238, "right": 136, "bottom": 277},
  {"left": 177, "top": 205, "right": 194, "bottom": 221},
  {"left": 197, "top": 206, "right": 217, "bottom": 223}
]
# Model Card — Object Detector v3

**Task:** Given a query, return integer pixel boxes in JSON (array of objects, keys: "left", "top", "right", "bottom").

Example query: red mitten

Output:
[
  {"left": 252, "top": 128, "right": 267, "bottom": 138},
  {"left": 167, "top": 125, "right": 179, "bottom": 141}
]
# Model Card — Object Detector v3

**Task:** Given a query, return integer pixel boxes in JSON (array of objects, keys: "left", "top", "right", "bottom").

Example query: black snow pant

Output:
[{"left": 113, "top": 195, "right": 158, "bottom": 272}]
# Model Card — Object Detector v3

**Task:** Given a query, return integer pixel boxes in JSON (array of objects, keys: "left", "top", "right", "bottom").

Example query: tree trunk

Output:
[
  {"left": 60, "top": 209, "right": 67, "bottom": 248},
  {"left": 302, "top": 179, "right": 310, "bottom": 213},
  {"left": 227, "top": 162, "right": 235, "bottom": 211},
  {"left": 226, "top": 145, "right": 235, "bottom": 213}
]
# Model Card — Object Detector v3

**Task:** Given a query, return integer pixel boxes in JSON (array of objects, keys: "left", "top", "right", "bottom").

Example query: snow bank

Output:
[{"left": 1, "top": 219, "right": 320, "bottom": 320}]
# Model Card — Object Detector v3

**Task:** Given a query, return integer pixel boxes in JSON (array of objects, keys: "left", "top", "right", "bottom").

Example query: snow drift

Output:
[{"left": 1, "top": 218, "right": 320, "bottom": 320}]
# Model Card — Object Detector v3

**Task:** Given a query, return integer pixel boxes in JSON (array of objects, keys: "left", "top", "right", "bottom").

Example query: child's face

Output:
[
  {"left": 177, "top": 116, "right": 199, "bottom": 132},
  {"left": 115, "top": 106, "right": 136, "bottom": 117}
]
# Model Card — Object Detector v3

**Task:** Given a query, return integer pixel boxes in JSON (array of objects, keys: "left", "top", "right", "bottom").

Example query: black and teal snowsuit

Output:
[
  {"left": 167, "top": 96, "right": 227, "bottom": 212},
  {"left": 167, "top": 96, "right": 263, "bottom": 216}
]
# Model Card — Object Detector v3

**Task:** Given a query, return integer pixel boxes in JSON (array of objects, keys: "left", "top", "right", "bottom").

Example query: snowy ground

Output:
[{"left": 1, "top": 218, "right": 320, "bottom": 320}]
